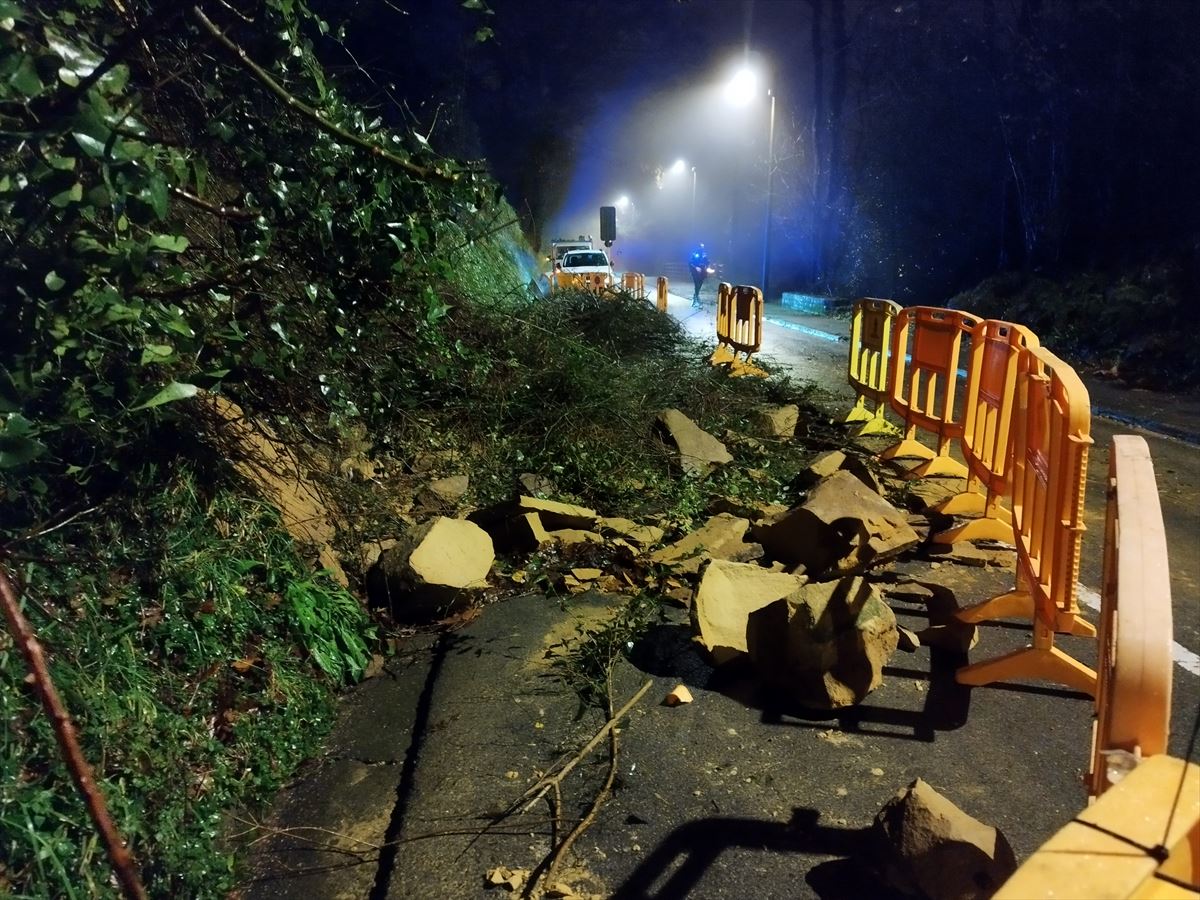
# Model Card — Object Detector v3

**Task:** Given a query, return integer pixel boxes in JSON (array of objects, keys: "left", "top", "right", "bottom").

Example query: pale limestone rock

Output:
[
  {"left": 656, "top": 408, "right": 733, "bottom": 476},
  {"left": 897, "top": 625, "right": 920, "bottom": 653},
  {"left": 512, "top": 512, "right": 552, "bottom": 550},
  {"left": 690, "top": 560, "right": 807, "bottom": 665},
  {"left": 746, "top": 576, "right": 898, "bottom": 709},
  {"left": 755, "top": 404, "right": 800, "bottom": 438},
  {"left": 598, "top": 517, "right": 664, "bottom": 548},
  {"left": 517, "top": 472, "right": 556, "bottom": 496},
  {"left": 872, "top": 778, "right": 1017, "bottom": 900},
  {"left": 418, "top": 474, "right": 469, "bottom": 508},
  {"left": 359, "top": 537, "right": 399, "bottom": 571},
  {"left": 651, "top": 513, "right": 751, "bottom": 575},
  {"left": 796, "top": 450, "right": 847, "bottom": 487},
  {"left": 368, "top": 517, "right": 493, "bottom": 623},
  {"left": 754, "top": 470, "right": 919, "bottom": 578},
  {"left": 549, "top": 529, "right": 604, "bottom": 546},
  {"left": 707, "top": 496, "right": 790, "bottom": 524},
  {"left": 516, "top": 495, "right": 598, "bottom": 531}
]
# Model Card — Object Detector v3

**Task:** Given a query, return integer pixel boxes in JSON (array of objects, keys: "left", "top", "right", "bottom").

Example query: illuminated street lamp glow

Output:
[
  {"left": 616, "top": 195, "right": 630, "bottom": 210},
  {"left": 725, "top": 66, "right": 758, "bottom": 106},
  {"left": 669, "top": 158, "right": 687, "bottom": 176}
]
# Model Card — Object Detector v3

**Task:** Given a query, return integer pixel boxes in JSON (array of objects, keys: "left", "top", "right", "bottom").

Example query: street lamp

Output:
[
  {"left": 669, "top": 158, "right": 687, "bottom": 176},
  {"left": 691, "top": 166, "right": 697, "bottom": 231},
  {"left": 723, "top": 63, "right": 775, "bottom": 300}
]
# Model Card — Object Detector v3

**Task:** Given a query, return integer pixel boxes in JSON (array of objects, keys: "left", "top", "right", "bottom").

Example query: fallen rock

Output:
[
  {"left": 651, "top": 513, "right": 752, "bottom": 575},
  {"left": 485, "top": 866, "right": 528, "bottom": 891},
  {"left": 871, "top": 778, "right": 1017, "bottom": 900},
  {"left": 841, "top": 454, "right": 886, "bottom": 495},
  {"left": 795, "top": 450, "right": 847, "bottom": 488},
  {"left": 598, "top": 517, "right": 664, "bottom": 548},
  {"left": 656, "top": 408, "right": 733, "bottom": 476},
  {"left": 906, "top": 476, "right": 968, "bottom": 510},
  {"left": 746, "top": 576, "right": 899, "bottom": 709},
  {"left": 548, "top": 528, "right": 604, "bottom": 546},
  {"left": 511, "top": 512, "right": 552, "bottom": 551},
  {"left": 916, "top": 622, "right": 979, "bottom": 653},
  {"left": 664, "top": 684, "right": 694, "bottom": 706},
  {"left": 929, "top": 542, "right": 990, "bottom": 568},
  {"left": 707, "top": 496, "right": 789, "bottom": 524},
  {"left": 690, "top": 560, "right": 807, "bottom": 665},
  {"left": 359, "top": 537, "right": 399, "bottom": 571},
  {"left": 897, "top": 625, "right": 920, "bottom": 652},
  {"left": 417, "top": 474, "right": 469, "bottom": 508},
  {"left": 367, "top": 517, "right": 494, "bottom": 623},
  {"left": 516, "top": 495, "right": 598, "bottom": 531},
  {"left": 754, "top": 470, "right": 919, "bottom": 578},
  {"left": 571, "top": 567, "right": 602, "bottom": 581},
  {"left": 755, "top": 403, "right": 800, "bottom": 437},
  {"left": 517, "top": 472, "right": 556, "bottom": 497}
]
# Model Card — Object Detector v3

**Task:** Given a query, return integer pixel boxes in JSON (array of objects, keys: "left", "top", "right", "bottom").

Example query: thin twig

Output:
[
  {"left": 170, "top": 185, "right": 258, "bottom": 220},
  {"left": 517, "top": 679, "right": 651, "bottom": 813},
  {"left": 0, "top": 565, "right": 148, "bottom": 900},
  {"left": 192, "top": 6, "right": 447, "bottom": 182}
]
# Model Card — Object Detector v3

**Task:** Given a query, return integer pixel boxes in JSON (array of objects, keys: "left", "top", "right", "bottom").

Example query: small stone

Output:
[
  {"left": 916, "top": 622, "right": 979, "bottom": 653},
  {"left": 897, "top": 625, "right": 920, "bottom": 652},
  {"left": 656, "top": 408, "right": 734, "bottom": 476},
  {"left": 549, "top": 529, "right": 605, "bottom": 546},
  {"left": 571, "top": 567, "right": 602, "bottom": 581},
  {"left": 598, "top": 517, "right": 665, "bottom": 548},
  {"left": 418, "top": 474, "right": 469, "bottom": 507},
  {"left": 516, "top": 495, "right": 598, "bottom": 530},
  {"left": 755, "top": 403, "right": 800, "bottom": 438},
  {"left": 871, "top": 767, "right": 885, "bottom": 776},
  {"left": 664, "top": 685, "right": 693, "bottom": 706}
]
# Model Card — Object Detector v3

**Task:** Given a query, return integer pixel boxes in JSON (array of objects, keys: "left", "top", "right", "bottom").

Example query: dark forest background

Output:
[{"left": 316, "top": 0, "right": 1200, "bottom": 311}]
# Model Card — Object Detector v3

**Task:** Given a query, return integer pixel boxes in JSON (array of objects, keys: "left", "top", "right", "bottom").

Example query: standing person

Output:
[{"left": 689, "top": 243, "right": 710, "bottom": 308}]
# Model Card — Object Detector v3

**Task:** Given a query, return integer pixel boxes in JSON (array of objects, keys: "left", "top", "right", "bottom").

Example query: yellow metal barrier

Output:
[
  {"left": 709, "top": 284, "right": 766, "bottom": 378},
  {"left": 1088, "top": 435, "right": 1174, "bottom": 797},
  {"left": 844, "top": 298, "right": 902, "bottom": 437},
  {"left": 656, "top": 276, "right": 668, "bottom": 313},
  {"left": 931, "top": 320, "right": 1038, "bottom": 544},
  {"left": 956, "top": 345, "right": 1097, "bottom": 696},
  {"left": 881, "top": 307, "right": 979, "bottom": 478}
]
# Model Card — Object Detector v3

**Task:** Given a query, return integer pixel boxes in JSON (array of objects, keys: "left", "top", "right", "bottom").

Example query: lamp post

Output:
[
  {"left": 691, "top": 166, "right": 697, "bottom": 233},
  {"left": 761, "top": 89, "right": 776, "bottom": 301}
]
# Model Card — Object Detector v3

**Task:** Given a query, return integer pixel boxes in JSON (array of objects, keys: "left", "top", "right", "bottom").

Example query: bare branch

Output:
[{"left": 171, "top": 185, "right": 258, "bottom": 220}]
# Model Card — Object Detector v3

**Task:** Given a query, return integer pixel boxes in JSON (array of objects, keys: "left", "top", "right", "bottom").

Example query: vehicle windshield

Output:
[{"left": 563, "top": 252, "right": 607, "bottom": 267}]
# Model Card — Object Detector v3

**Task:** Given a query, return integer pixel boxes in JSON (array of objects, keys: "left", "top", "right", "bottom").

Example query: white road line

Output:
[{"left": 1076, "top": 583, "right": 1200, "bottom": 678}]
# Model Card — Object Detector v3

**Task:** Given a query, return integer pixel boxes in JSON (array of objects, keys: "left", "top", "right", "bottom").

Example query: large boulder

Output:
[
  {"left": 651, "top": 513, "right": 753, "bottom": 575},
  {"left": 656, "top": 409, "right": 733, "bottom": 476},
  {"left": 754, "top": 470, "right": 919, "bottom": 577},
  {"left": 871, "top": 779, "right": 1017, "bottom": 900},
  {"left": 367, "top": 517, "right": 494, "bottom": 623},
  {"left": 745, "top": 576, "right": 898, "bottom": 709},
  {"left": 691, "top": 560, "right": 808, "bottom": 665}
]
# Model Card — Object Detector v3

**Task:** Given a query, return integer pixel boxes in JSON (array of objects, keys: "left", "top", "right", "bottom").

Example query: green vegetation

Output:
[
  {"left": 952, "top": 266, "right": 1197, "bottom": 390},
  {"left": 0, "top": 2, "right": 828, "bottom": 897}
]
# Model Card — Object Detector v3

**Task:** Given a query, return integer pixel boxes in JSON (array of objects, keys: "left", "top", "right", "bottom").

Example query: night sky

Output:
[{"left": 318, "top": 0, "right": 1200, "bottom": 303}]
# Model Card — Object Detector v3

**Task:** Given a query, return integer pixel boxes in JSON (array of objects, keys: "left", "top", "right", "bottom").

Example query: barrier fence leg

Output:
[
  {"left": 880, "top": 424, "right": 937, "bottom": 462},
  {"left": 844, "top": 396, "right": 873, "bottom": 424},
  {"left": 956, "top": 620, "right": 1098, "bottom": 696},
  {"left": 854, "top": 404, "right": 901, "bottom": 437}
]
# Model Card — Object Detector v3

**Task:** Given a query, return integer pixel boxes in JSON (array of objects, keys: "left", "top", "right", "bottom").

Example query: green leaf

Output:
[
  {"left": 73, "top": 132, "right": 107, "bottom": 158},
  {"left": 149, "top": 234, "right": 189, "bottom": 253},
  {"left": 474, "top": 26, "right": 494, "bottom": 42},
  {"left": 9, "top": 54, "right": 42, "bottom": 97},
  {"left": 142, "top": 172, "right": 169, "bottom": 220},
  {"left": 139, "top": 343, "right": 175, "bottom": 365},
  {"left": 44, "top": 271, "right": 66, "bottom": 291},
  {"left": 130, "top": 380, "right": 198, "bottom": 411},
  {"left": 462, "top": 0, "right": 485, "bottom": 8},
  {"left": 49, "top": 183, "right": 83, "bottom": 208},
  {"left": 45, "top": 155, "right": 77, "bottom": 171},
  {"left": 0, "top": 414, "right": 44, "bottom": 468},
  {"left": 193, "top": 158, "right": 208, "bottom": 197},
  {"left": 0, "top": 368, "right": 21, "bottom": 413}
]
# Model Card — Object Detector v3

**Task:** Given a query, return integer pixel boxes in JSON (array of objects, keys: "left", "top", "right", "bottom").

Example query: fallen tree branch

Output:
[
  {"left": 0, "top": 565, "right": 148, "bottom": 900},
  {"left": 518, "top": 678, "right": 652, "bottom": 814},
  {"left": 170, "top": 185, "right": 258, "bottom": 220},
  {"left": 192, "top": 6, "right": 447, "bottom": 183}
]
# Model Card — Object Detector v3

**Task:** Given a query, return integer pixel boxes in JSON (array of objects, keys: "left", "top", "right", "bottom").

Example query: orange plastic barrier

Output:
[
  {"left": 881, "top": 307, "right": 979, "bottom": 478},
  {"left": 621, "top": 272, "right": 646, "bottom": 299},
  {"left": 956, "top": 345, "right": 1097, "bottom": 696},
  {"left": 1088, "top": 435, "right": 1174, "bottom": 797},
  {"left": 844, "top": 298, "right": 902, "bottom": 437},
  {"left": 656, "top": 276, "right": 668, "bottom": 313},
  {"left": 931, "top": 320, "right": 1038, "bottom": 544},
  {"left": 709, "top": 284, "right": 766, "bottom": 378}
]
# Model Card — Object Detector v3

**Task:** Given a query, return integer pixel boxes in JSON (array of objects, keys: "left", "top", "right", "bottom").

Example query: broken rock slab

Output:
[
  {"left": 691, "top": 559, "right": 808, "bottom": 665},
  {"left": 755, "top": 403, "right": 800, "bottom": 438},
  {"left": 656, "top": 408, "right": 733, "bottom": 476},
  {"left": 746, "top": 576, "right": 899, "bottom": 709},
  {"left": 871, "top": 778, "right": 1017, "bottom": 900},
  {"left": 754, "top": 470, "right": 919, "bottom": 578},
  {"left": 598, "top": 517, "right": 664, "bottom": 549},
  {"left": 651, "top": 513, "right": 752, "bottom": 576},
  {"left": 417, "top": 474, "right": 470, "bottom": 508},
  {"left": 367, "top": 517, "right": 494, "bottom": 623},
  {"left": 916, "top": 622, "right": 979, "bottom": 653},
  {"left": 516, "top": 495, "right": 598, "bottom": 531}
]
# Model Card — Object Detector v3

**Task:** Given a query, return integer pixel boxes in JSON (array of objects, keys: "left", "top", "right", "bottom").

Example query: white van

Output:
[{"left": 548, "top": 235, "right": 593, "bottom": 270}]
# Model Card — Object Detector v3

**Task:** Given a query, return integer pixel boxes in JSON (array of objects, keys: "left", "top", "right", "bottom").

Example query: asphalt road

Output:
[{"left": 667, "top": 288, "right": 1200, "bottom": 762}]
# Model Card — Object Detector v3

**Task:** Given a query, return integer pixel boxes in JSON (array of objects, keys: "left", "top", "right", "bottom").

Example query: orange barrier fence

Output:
[
  {"left": 1088, "top": 434, "right": 1173, "bottom": 797},
  {"left": 710, "top": 283, "right": 766, "bottom": 378},
  {"left": 621, "top": 272, "right": 646, "bottom": 299},
  {"left": 956, "top": 345, "right": 1097, "bottom": 696},
  {"left": 995, "top": 436, "right": 1192, "bottom": 900},
  {"left": 844, "top": 298, "right": 902, "bottom": 437},
  {"left": 656, "top": 276, "right": 668, "bottom": 313},
  {"left": 931, "top": 320, "right": 1038, "bottom": 544},
  {"left": 881, "top": 307, "right": 979, "bottom": 478}
]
